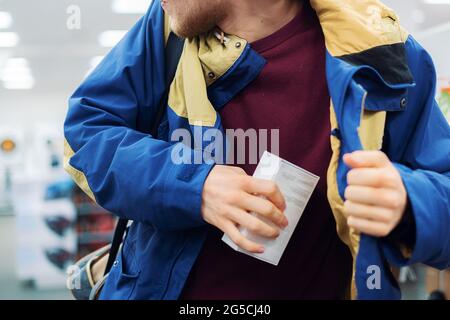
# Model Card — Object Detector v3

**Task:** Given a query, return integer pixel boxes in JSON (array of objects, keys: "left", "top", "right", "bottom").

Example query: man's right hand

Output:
[{"left": 201, "top": 165, "right": 288, "bottom": 253}]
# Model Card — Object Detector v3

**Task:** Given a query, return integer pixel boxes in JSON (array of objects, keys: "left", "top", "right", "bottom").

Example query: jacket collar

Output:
[
  {"left": 310, "top": 0, "right": 414, "bottom": 85},
  {"left": 166, "top": 0, "right": 415, "bottom": 128}
]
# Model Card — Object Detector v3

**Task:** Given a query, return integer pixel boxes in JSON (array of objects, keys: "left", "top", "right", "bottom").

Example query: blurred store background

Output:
[{"left": 0, "top": 0, "right": 449, "bottom": 300}]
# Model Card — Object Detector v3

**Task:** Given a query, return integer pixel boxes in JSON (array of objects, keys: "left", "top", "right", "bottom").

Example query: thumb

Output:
[{"left": 343, "top": 151, "right": 390, "bottom": 169}]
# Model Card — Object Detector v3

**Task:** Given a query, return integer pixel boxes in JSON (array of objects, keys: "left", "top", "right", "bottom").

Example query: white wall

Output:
[
  {"left": 416, "top": 27, "right": 450, "bottom": 78},
  {"left": 0, "top": 92, "right": 69, "bottom": 128}
]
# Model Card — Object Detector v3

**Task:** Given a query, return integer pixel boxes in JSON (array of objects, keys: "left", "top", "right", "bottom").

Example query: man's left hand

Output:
[{"left": 343, "top": 150, "right": 408, "bottom": 237}]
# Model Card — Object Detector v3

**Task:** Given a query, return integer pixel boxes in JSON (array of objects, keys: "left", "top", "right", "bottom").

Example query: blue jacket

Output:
[{"left": 64, "top": 1, "right": 450, "bottom": 300}]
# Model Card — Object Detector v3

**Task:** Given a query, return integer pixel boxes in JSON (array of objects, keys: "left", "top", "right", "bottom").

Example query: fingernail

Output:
[{"left": 258, "top": 247, "right": 265, "bottom": 253}]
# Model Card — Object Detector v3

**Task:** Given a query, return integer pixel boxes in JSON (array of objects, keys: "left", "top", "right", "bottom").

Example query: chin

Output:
[{"left": 169, "top": 19, "right": 186, "bottom": 38}]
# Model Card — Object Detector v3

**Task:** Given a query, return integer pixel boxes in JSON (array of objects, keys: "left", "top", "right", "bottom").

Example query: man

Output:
[{"left": 64, "top": 0, "right": 450, "bottom": 300}]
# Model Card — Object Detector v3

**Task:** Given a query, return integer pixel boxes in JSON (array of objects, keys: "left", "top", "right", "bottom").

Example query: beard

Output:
[{"left": 162, "top": 0, "right": 226, "bottom": 39}]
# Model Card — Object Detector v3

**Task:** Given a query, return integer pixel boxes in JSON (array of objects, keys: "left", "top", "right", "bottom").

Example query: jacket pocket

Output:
[{"left": 113, "top": 240, "right": 141, "bottom": 300}]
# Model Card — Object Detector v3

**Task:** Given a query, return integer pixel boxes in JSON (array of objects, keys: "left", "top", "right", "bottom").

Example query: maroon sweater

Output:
[{"left": 180, "top": 4, "right": 352, "bottom": 300}]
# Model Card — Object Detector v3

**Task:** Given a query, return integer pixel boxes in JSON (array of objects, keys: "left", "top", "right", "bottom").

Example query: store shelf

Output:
[{"left": 71, "top": 187, "right": 116, "bottom": 260}]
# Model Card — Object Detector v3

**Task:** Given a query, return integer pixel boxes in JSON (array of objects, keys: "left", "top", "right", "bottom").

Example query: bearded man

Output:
[{"left": 64, "top": 0, "right": 450, "bottom": 300}]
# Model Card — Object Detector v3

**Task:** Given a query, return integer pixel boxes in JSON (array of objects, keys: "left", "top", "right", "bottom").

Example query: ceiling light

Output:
[
  {"left": 112, "top": 0, "right": 151, "bottom": 14},
  {"left": 98, "top": 30, "right": 127, "bottom": 47},
  {"left": 3, "top": 78, "right": 35, "bottom": 90},
  {"left": 0, "top": 12, "right": 13, "bottom": 29},
  {"left": 1, "top": 58, "right": 31, "bottom": 78},
  {"left": 0, "top": 32, "right": 19, "bottom": 47},
  {"left": 1, "top": 58, "right": 34, "bottom": 90},
  {"left": 3, "top": 58, "right": 28, "bottom": 68}
]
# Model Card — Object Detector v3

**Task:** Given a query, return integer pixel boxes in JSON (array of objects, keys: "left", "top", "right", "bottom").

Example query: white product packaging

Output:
[{"left": 222, "top": 151, "right": 320, "bottom": 266}]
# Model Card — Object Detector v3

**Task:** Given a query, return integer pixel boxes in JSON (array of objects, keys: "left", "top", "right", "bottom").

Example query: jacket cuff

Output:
[
  {"left": 381, "top": 163, "right": 439, "bottom": 266},
  {"left": 384, "top": 199, "right": 416, "bottom": 257},
  {"left": 157, "top": 148, "right": 216, "bottom": 230}
]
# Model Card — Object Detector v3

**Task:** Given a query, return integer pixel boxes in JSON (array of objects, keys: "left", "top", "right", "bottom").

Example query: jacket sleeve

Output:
[
  {"left": 382, "top": 37, "right": 450, "bottom": 269},
  {"left": 63, "top": 3, "right": 214, "bottom": 231}
]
